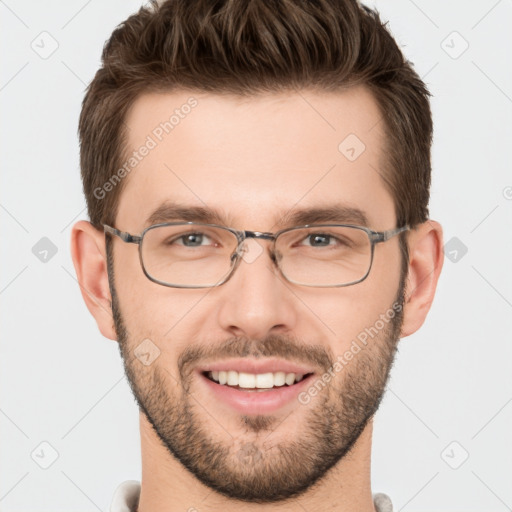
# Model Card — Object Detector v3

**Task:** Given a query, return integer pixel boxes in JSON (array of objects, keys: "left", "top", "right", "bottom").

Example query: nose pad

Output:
[
  {"left": 239, "top": 238, "right": 264, "bottom": 264},
  {"left": 230, "top": 240, "right": 280, "bottom": 273}
]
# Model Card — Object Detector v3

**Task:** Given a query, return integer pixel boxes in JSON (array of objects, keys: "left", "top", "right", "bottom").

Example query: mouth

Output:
[
  {"left": 197, "top": 365, "right": 316, "bottom": 415},
  {"left": 202, "top": 370, "right": 314, "bottom": 391}
]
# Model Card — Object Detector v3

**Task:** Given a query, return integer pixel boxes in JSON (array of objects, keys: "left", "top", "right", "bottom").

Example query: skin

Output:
[{"left": 71, "top": 86, "right": 443, "bottom": 511}]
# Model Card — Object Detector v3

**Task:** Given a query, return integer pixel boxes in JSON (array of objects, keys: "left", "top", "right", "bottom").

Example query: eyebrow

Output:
[{"left": 144, "top": 201, "right": 370, "bottom": 230}]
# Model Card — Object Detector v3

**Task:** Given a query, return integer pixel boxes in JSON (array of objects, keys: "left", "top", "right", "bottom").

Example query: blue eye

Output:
[
  {"left": 298, "top": 232, "right": 350, "bottom": 248},
  {"left": 304, "top": 233, "right": 333, "bottom": 247},
  {"left": 175, "top": 232, "right": 212, "bottom": 247},
  {"left": 163, "top": 231, "right": 218, "bottom": 248}
]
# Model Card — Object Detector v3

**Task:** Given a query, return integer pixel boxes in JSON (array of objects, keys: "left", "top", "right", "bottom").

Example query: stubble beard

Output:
[{"left": 107, "top": 244, "right": 406, "bottom": 503}]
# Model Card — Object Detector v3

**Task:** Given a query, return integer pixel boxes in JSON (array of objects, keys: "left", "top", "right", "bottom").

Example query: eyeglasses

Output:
[{"left": 103, "top": 222, "right": 409, "bottom": 288}]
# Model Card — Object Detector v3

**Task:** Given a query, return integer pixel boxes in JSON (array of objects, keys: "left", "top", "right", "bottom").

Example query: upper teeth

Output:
[{"left": 209, "top": 370, "right": 304, "bottom": 388}]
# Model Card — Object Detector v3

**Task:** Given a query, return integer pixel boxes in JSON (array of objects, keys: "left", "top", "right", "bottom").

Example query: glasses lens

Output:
[
  {"left": 141, "top": 224, "right": 238, "bottom": 287},
  {"left": 277, "top": 225, "right": 372, "bottom": 286}
]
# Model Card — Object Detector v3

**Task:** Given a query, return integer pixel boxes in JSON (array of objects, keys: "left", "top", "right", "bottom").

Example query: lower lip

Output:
[{"left": 198, "top": 372, "right": 314, "bottom": 415}]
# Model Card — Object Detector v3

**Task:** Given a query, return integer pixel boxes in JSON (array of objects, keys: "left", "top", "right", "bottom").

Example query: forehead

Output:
[{"left": 117, "top": 87, "right": 394, "bottom": 231}]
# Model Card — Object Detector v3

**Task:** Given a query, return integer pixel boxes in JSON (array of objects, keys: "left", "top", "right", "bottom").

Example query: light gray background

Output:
[{"left": 1, "top": 1, "right": 511, "bottom": 510}]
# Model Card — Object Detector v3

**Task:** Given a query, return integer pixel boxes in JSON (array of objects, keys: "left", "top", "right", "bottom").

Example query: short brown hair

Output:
[{"left": 79, "top": 0, "right": 432, "bottom": 245}]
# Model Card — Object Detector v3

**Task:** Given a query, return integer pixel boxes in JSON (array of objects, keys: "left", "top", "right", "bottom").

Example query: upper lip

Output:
[{"left": 197, "top": 358, "right": 316, "bottom": 375}]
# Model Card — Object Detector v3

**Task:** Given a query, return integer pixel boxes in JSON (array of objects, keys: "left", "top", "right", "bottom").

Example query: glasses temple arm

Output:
[
  {"left": 103, "top": 224, "right": 142, "bottom": 244},
  {"left": 372, "top": 224, "right": 410, "bottom": 243}
]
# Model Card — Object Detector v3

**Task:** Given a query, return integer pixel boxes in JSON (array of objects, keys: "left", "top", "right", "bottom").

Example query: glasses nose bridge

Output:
[
  {"left": 242, "top": 230, "right": 276, "bottom": 242},
  {"left": 234, "top": 229, "right": 279, "bottom": 263}
]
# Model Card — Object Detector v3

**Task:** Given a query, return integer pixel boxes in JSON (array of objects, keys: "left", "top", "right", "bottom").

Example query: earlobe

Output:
[
  {"left": 400, "top": 220, "right": 444, "bottom": 338},
  {"left": 70, "top": 220, "right": 117, "bottom": 341}
]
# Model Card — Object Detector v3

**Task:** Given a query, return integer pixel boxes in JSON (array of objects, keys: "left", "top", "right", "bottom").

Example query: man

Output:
[{"left": 71, "top": 0, "right": 443, "bottom": 510}]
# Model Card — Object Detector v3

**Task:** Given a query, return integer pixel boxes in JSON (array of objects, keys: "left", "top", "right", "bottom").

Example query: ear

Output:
[
  {"left": 400, "top": 220, "right": 444, "bottom": 337},
  {"left": 70, "top": 220, "right": 117, "bottom": 341}
]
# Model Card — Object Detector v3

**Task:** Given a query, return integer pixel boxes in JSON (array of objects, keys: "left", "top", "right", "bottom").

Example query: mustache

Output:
[{"left": 178, "top": 334, "right": 334, "bottom": 380}]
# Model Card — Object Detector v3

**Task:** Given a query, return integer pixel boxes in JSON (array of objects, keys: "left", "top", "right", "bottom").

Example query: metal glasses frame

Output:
[{"left": 103, "top": 222, "right": 410, "bottom": 289}]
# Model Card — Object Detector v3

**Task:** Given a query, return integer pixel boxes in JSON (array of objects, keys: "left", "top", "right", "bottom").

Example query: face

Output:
[{"left": 109, "top": 87, "right": 406, "bottom": 502}]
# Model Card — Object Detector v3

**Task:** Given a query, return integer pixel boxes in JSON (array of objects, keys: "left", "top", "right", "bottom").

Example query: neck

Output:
[{"left": 137, "top": 413, "right": 377, "bottom": 512}]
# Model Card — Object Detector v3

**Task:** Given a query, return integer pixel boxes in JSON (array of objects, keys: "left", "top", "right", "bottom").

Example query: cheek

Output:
[
  {"left": 113, "top": 243, "right": 144, "bottom": 292},
  {"left": 112, "top": 246, "right": 165, "bottom": 337},
  {"left": 368, "top": 241, "right": 404, "bottom": 298},
  {"left": 112, "top": 249, "right": 207, "bottom": 350},
  {"left": 329, "top": 294, "right": 394, "bottom": 343},
  {"left": 297, "top": 255, "right": 401, "bottom": 351}
]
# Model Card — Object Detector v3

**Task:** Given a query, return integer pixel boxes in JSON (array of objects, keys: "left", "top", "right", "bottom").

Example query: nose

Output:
[{"left": 216, "top": 238, "right": 298, "bottom": 339}]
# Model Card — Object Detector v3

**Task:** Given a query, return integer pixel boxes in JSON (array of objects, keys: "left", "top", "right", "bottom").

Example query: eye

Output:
[
  {"left": 299, "top": 233, "right": 349, "bottom": 248},
  {"left": 303, "top": 233, "right": 333, "bottom": 247},
  {"left": 171, "top": 232, "right": 215, "bottom": 247}
]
